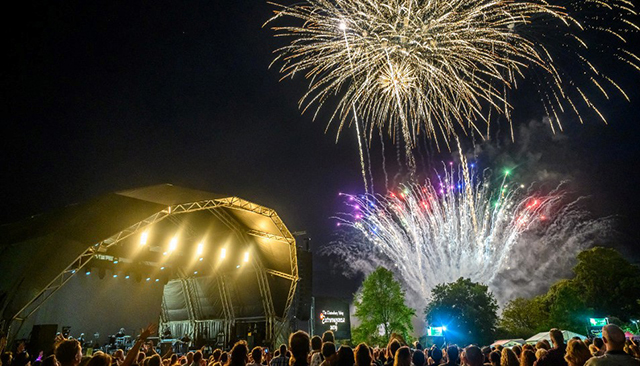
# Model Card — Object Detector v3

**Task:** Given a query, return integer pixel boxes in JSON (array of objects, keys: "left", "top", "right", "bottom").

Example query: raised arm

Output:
[{"left": 122, "top": 324, "right": 157, "bottom": 366}]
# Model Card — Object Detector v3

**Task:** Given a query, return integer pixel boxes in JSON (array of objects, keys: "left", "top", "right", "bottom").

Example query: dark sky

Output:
[{"left": 2, "top": 0, "right": 640, "bottom": 299}]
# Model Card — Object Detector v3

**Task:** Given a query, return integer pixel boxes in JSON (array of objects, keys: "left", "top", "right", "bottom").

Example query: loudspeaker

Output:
[
  {"left": 295, "top": 248, "right": 312, "bottom": 321},
  {"left": 29, "top": 324, "right": 58, "bottom": 356}
]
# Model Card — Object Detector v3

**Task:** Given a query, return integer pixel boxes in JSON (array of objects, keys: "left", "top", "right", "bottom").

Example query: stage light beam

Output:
[
  {"left": 244, "top": 251, "right": 249, "bottom": 263},
  {"left": 220, "top": 248, "right": 227, "bottom": 259},
  {"left": 168, "top": 237, "right": 178, "bottom": 252},
  {"left": 140, "top": 231, "right": 148, "bottom": 246}
]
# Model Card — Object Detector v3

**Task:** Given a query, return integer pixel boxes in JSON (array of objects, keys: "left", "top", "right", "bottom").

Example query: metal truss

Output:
[
  {"left": 216, "top": 274, "right": 234, "bottom": 346},
  {"left": 8, "top": 196, "right": 299, "bottom": 344},
  {"left": 8, "top": 210, "right": 171, "bottom": 337},
  {"left": 246, "top": 230, "right": 290, "bottom": 243}
]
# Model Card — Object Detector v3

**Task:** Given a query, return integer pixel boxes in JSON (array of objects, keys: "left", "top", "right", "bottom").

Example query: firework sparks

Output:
[
  {"left": 328, "top": 162, "right": 613, "bottom": 306},
  {"left": 266, "top": 0, "right": 638, "bottom": 147}
]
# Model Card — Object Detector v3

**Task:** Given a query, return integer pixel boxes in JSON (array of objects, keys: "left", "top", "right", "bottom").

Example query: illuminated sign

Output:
[
  {"left": 314, "top": 297, "right": 351, "bottom": 339},
  {"left": 589, "top": 318, "right": 608, "bottom": 327},
  {"left": 320, "top": 310, "right": 346, "bottom": 331}
]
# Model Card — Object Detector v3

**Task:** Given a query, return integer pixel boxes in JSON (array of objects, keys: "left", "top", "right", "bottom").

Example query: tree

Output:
[
  {"left": 542, "top": 279, "right": 591, "bottom": 331},
  {"left": 572, "top": 247, "right": 640, "bottom": 320},
  {"left": 352, "top": 267, "right": 416, "bottom": 345},
  {"left": 499, "top": 296, "right": 548, "bottom": 338},
  {"left": 425, "top": 277, "right": 498, "bottom": 346}
]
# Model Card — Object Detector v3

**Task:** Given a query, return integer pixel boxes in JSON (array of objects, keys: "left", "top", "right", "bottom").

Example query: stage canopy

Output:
[
  {"left": 0, "top": 184, "right": 298, "bottom": 344},
  {"left": 525, "top": 330, "right": 587, "bottom": 344}
]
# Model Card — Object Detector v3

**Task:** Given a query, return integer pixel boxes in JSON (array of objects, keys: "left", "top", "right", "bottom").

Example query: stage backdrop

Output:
[{"left": 17, "top": 269, "right": 164, "bottom": 346}]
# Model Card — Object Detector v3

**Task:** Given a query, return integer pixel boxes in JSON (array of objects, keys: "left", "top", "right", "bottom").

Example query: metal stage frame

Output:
[{"left": 6, "top": 196, "right": 299, "bottom": 347}]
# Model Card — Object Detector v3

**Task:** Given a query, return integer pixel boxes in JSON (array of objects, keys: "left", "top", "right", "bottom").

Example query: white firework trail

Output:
[{"left": 327, "top": 162, "right": 614, "bottom": 310}]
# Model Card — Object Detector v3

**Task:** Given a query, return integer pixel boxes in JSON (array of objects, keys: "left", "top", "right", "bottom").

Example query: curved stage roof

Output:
[{"left": 0, "top": 184, "right": 298, "bottom": 343}]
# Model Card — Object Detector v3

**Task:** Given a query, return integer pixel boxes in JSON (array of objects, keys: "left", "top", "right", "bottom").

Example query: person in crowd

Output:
[
  {"left": 591, "top": 340, "right": 604, "bottom": 358},
  {"left": 114, "top": 351, "right": 125, "bottom": 365},
  {"left": 412, "top": 349, "right": 426, "bottom": 366},
  {"left": 534, "top": 329, "right": 568, "bottom": 366},
  {"left": 289, "top": 331, "right": 310, "bottom": 366},
  {"left": 489, "top": 351, "right": 501, "bottom": 366},
  {"left": 384, "top": 341, "right": 401, "bottom": 366},
  {"left": 12, "top": 343, "right": 29, "bottom": 366},
  {"left": 191, "top": 352, "right": 203, "bottom": 366},
  {"left": 319, "top": 343, "right": 336, "bottom": 366},
  {"left": 461, "top": 346, "right": 484, "bottom": 366},
  {"left": 55, "top": 340, "right": 83, "bottom": 366},
  {"left": 310, "top": 337, "right": 323, "bottom": 366},
  {"left": 149, "top": 355, "right": 162, "bottom": 366},
  {"left": 429, "top": 348, "right": 443, "bottom": 366},
  {"left": 444, "top": 346, "right": 460, "bottom": 366},
  {"left": 270, "top": 345, "right": 288, "bottom": 366},
  {"left": 42, "top": 355, "right": 58, "bottom": 366},
  {"left": 355, "top": 344, "right": 373, "bottom": 366},
  {"left": 225, "top": 341, "right": 248, "bottom": 366},
  {"left": 534, "top": 343, "right": 550, "bottom": 353},
  {"left": 414, "top": 343, "right": 424, "bottom": 351},
  {"left": 393, "top": 347, "right": 411, "bottom": 366},
  {"left": 212, "top": 352, "right": 222, "bottom": 364},
  {"left": 520, "top": 350, "right": 536, "bottom": 366},
  {"left": 535, "top": 352, "right": 547, "bottom": 362},
  {"left": 88, "top": 353, "right": 112, "bottom": 366},
  {"left": 627, "top": 341, "right": 640, "bottom": 359},
  {"left": 564, "top": 340, "right": 591, "bottom": 366},
  {"left": 137, "top": 353, "right": 146, "bottom": 366},
  {"left": 1, "top": 352, "right": 13, "bottom": 366},
  {"left": 336, "top": 346, "right": 354, "bottom": 366},
  {"left": 319, "top": 344, "right": 336, "bottom": 366},
  {"left": 584, "top": 325, "right": 640, "bottom": 366},
  {"left": 247, "top": 348, "right": 262, "bottom": 366},
  {"left": 523, "top": 346, "right": 534, "bottom": 353},
  {"left": 513, "top": 347, "right": 522, "bottom": 361},
  {"left": 377, "top": 350, "right": 386, "bottom": 366},
  {"left": 481, "top": 348, "right": 492, "bottom": 365},
  {"left": 500, "top": 349, "right": 519, "bottom": 366},
  {"left": 186, "top": 354, "right": 194, "bottom": 366},
  {"left": 220, "top": 353, "right": 228, "bottom": 366}
]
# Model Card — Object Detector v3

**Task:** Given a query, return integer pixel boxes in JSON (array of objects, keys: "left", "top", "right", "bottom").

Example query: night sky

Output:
[{"left": 2, "top": 0, "right": 640, "bottom": 299}]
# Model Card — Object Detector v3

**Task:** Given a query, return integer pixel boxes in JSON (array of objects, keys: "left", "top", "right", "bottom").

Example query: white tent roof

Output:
[{"left": 526, "top": 330, "right": 587, "bottom": 343}]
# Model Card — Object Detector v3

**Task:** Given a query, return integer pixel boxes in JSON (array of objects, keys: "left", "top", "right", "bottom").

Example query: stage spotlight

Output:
[
  {"left": 155, "top": 278, "right": 160, "bottom": 282},
  {"left": 244, "top": 251, "right": 249, "bottom": 263},
  {"left": 85, "top": 270, "right": 91, "bottom": 275},
  {"left": 168, "top": 237, "right": 178, "bottom": 252},
  {"left": 146, "top": 277, "right": 151, "bottom": 281},
  {"left": 113, "top": 257, "right": 120, "bottom": 264},
  {"left": 125, "top": 272, "right": 130, "bottom": 279},
  {"left": 220, "top": 248, "right": 226, "bottom": 259},
  {"left": 194, "top": 271, "right": 198, "bottom": 275},
  {"left": 197, "top": 242, "right": 204, "bottom": 256},
  {"left": 160, "top": 266, "right": 165, "bottom": 270},
  {"left": 113, "top": 274, "right": 118, "bottom": 278},
  {"left": 140, "top": 231, "right": 149, "bottom": 246}
]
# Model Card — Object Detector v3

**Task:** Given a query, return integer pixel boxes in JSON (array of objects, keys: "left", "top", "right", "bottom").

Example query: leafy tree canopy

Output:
[
  {"left": 425, "top": 277, "right": 498, "bottom": 346},
  {"left": 352, "top": 267, "right": 415, "bottom": 346}
]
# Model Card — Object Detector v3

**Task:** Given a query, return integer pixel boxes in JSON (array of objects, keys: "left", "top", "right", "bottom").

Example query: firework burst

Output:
[
  {"left": 266, "top": 0, "right": 638, "bottom": 148},
  {"left": 328, "top": 162, "right": 613, "bottom": 307}
]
